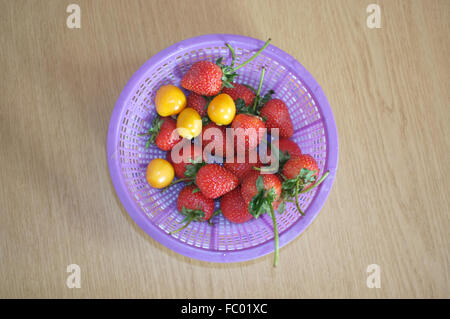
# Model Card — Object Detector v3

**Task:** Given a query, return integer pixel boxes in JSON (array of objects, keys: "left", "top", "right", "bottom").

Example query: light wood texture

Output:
[{"left": 1, "top": 0, "right": 449, "bottom": 298}]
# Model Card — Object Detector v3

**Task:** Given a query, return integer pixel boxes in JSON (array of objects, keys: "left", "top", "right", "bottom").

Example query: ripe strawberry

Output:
[
  {"left": 201, "top": 122, "right": 228, "bottom": 157},
  {"left": 181, "top": 61, "right": 223, "bottom": 96},
  {"left": 195, "top": 164, "right": 239, "bottom": 199},
  {"left": 186, "top": 92, "right": 208, "bottom": 117},
  {"left": 166, "top": 143, "right": 203, "bottom": 178},
  {"left": 177, "top": 185, "right": 215, "bottom": 220},
  {"left": 240, "top": 170, "right": 282, "bottom": 266},
  {"left": 140, "top": 116, "right": 182, "bottom": 151},
  {"left": 171, "top": 185, "right": 216, "bottom": 234},
  {"left": 231, "top": 114, "right": 266, "bottom": 151},
  {"left": 258, "top": 139, "right": 302, "bottom": 168},
  {"left": 282, "top": 154, "right": 318, "bottom": 180},
  {"left": 279, "top": 154, "right": 329, "bottom": 217},
  {"left": 232, "top": 67, "right": 274, "bottom": 117},
  {"left": 222, "top": 83, "right": 255, "bottom": 106},
  {"left": 220, "top": 187, "right": 253, "bottom": 223},
  {"left": 260, "top": 99, "right": 294, "bottom": 138},
  {"left": 241, "top": 171, "right": 282, "bottom": 208},
  {"left": 181, "top": 39, "right": 271, "bottom": 96},
  {"left": 278, "top": 139, "right": 302, "bottom": 158},
  {"left": 224, "top": 155, "right": 261, "bottom": 183}
]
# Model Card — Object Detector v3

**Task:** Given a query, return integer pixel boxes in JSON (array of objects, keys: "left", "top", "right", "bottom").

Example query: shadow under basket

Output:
[{"left": 107, "top": 34, "right": 339, "bottom": 263}]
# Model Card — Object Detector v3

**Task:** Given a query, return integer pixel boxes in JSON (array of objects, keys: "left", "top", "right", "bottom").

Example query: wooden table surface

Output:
[{"left": 1, "top": 0, "right": 449, "bottom": 299}]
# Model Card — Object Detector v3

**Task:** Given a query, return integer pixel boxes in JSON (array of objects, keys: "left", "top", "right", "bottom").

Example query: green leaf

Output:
[
  {"left": 279, "top": 167, "right": 319, "bottom": 216},
  {"left": 248, "top": 176, "right": 277, "bottom": 219},
  {"left": 183, "top": 160, "right": 206, "bottom": 180},
  {"left": 235, "top": 98, "right": 247, "bottom": 113},
  {"left": 278, "top": 200, "right": 286, "bottom": 214},
  {"left": 180, "top": 206, "right": 206, "bottom": 222},
  {"left": 260, "top": 89, "right": 275, "bottom": 108},
  {"left": 215, "top": 57, "right": 224, "bottom": 66},
  {"left": 281, "top": 177, "right": 300, "bottom": 198},
  {"left": 202, "top": 116, "right": 211, "bottom": 126},
  {"left": 299, "top": 168, "right": 317, "bottom": 185},
  {"left": 223, "top": 81, "right": 235, "bottom": 88},
  {"left": 140, "top": 115, "right": 163, "bottom": 148},
  {"left": 256, "top": 175, "right": 264, "bottom": 191}
]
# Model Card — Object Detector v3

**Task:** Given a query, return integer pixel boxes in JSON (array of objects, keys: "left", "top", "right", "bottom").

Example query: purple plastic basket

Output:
[{"left": 107, "top": 34, "right": 338, "bottom": 263}]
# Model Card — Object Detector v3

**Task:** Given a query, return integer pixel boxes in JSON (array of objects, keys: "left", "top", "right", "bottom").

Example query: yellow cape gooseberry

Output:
[
  {"left": 155, "top": 85, "right": 186, "bottom": 117},
  {"left": 207, "top": 93, "right": 236, "bottom": 125},
  {"left": 146, "top": 158, "right": 174, "bottom": 188},
  {"left": 176, "top": 108, "right": 202, "bottom": 139}
]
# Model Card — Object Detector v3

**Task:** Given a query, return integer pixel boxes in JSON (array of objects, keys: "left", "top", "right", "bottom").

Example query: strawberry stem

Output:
[
  {"left": 162, "top": 177, "right": 194, "bottom": 193},
  {"left": 169, "top": 215, "right": 194, "bottom": 235},
  {"left": 232, "top": 38, "right": 271, "bottom": 71},
  {"left": 299, "top": 171, "right": 330, "bottom": 194},
  {"left": 294, "top": 178, "right": 305, "bottom": 216},
  {"left": 270, "top": 204, "right": 279, "bottom": 267},
  {"left": 226, "top": 43, "right": 236, "bottom": 68},
  {"left": 208, "top": 209, "right": 221, "bottom": 225},
  {"left": 253, "top": 67, "right": 266, "bottom": 112},
  {"left": 168, "top": 177, "right": 192, "bottom": 186}
]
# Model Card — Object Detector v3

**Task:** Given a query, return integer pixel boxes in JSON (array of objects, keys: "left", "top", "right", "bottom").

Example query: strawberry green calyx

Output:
[
  {"left": 138, "top": 116, "right": 163, "bottom": 148},
  {"left": 183, "top": 159, "right": 206, "bottom": 181},
  {"left": 207, "top": 209, "right": 222, "bottom": 225},
  {"left": 216, "top": 57, "right": 238, "bottom": 88},
  {"left": 280, "top": 169, "right": 330, "bottom": 215},
  {"left": 170, "top": 206, "right": 206, "bottom": 235},
  {"left": 234, "top": 67, "right": 275, "bottom": 118},
  {"left": 248, "top": 176, "right": 280, "bottom": 267},
  {"left": 300, "top": 170, "right": 329, "bottom": 194},
  {"left": 219, "top": 38, "right": 272, "bottom": 89},
  {"left": 165, "top": 158, "right": 206, "bottom": 188}
]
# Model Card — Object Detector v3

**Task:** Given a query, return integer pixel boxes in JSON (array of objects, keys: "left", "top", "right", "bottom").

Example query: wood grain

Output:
[{"left": 0, "top": 0, "right": 449, "bottom": 298}]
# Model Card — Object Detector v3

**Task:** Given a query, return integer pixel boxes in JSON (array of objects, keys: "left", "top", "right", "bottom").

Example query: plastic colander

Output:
[{"left": 107, "top": 34, "right": 338, "bottom": 263}]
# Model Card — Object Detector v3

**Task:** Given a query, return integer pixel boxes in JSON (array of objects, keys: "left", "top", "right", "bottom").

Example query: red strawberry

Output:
[
  {"left": 195, "top": 164, "right": 238, "bottom": 199},
  {"left": 181, "top": 61, "right": 223, "bottom": 96},
  {"left": 278, "top": 139, "right": 302, "bottom": 158},
  {"left": 177, "top": 185, "right": 215, "bottom": 221},
  {"left": 282, "top": 154, "right": 319, "bottom": 180},
  {"left": 278, "top": 154, "right": 324, "bottom": 217},
  {"left": 222, "top": 83, "right": 255, "bottom": 106},
  {"left": 260, "top": 99, "right": 294, "bottom": 138},
  {"left": 166, "top": 143, "right": 203, "bottom": 178},
  {"left": 258, "top": 138, "right": 302, "bottom": 167},
  {"left": 140, "top": 116, "right": 182, "bottom": 151},
  {"left": 240, "top": 170, "right": 282, "bottom": 266},
  {"left": 220, "top": 187, "right": 253, "bottom": 223},
  {"left": 171, "top": 185, "right": 216, "bottom": 234},
  {"left": 224, "top": 155, "right": 261, "bottom": 183},
  {"left": 202, "top": 122, "right": 229, "bottom": 157},
  {"left": 186, "top": 92, "right": 208, "bottom": 117},
  {"left": 231, "top": 114, "right": 266, "bottom": 151},
  {"left": 241, "top": 171, "right": 282, "bottom": 208},
  {"left": 181, "top": 39, "right": 271, "bottom": 96}
]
